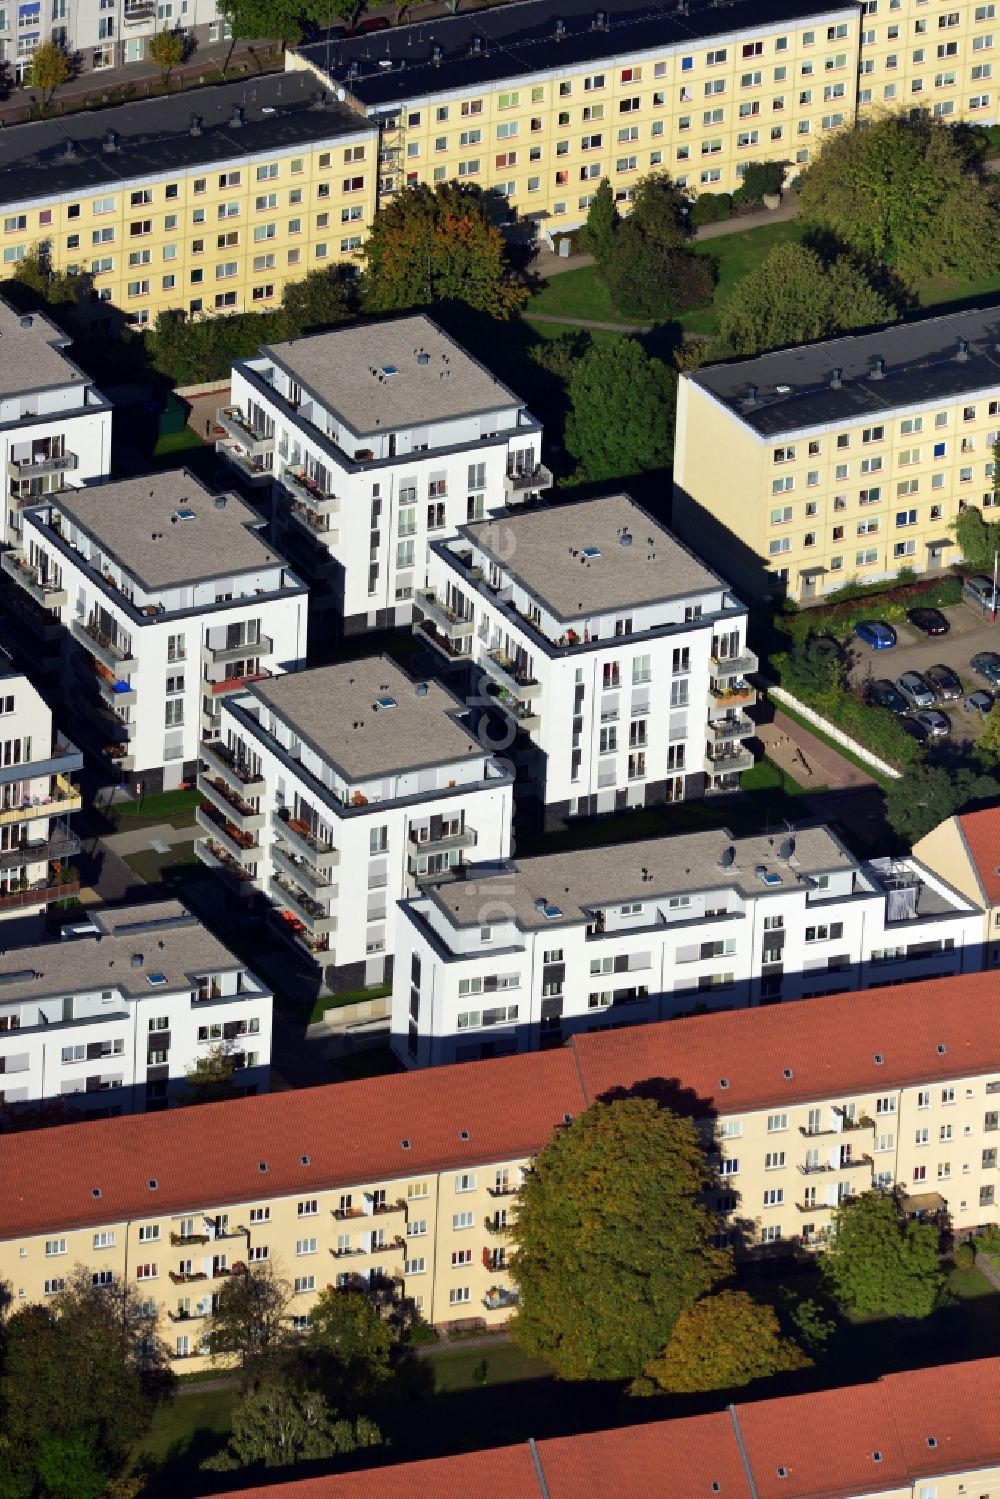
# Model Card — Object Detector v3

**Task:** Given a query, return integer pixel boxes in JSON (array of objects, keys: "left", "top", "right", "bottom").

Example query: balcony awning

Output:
[
  {"left": 899, "top": 1191, "right": 947, "bottom": 1216},
  {"left": 797, "top": 565, "right": 828, "bottom": 577},
  {"left": 924, "top": 538, "right": 955, "bottom": 549}
]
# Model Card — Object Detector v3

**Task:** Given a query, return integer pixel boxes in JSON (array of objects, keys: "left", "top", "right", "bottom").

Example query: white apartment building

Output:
[
  {"left": 393, "top": 824, "right": 983, "bottom": 1067},
  {"left": 196, "top": 655, "right": 513, "bottom": 992},
  {"left": 0, "top": 298, "right": 112, "bottom": 665},
  {"left": 1, "top": 0, "right": 226, "bottom": 81},
  {"left": 4, "top": 469, "right": 307, "bottom": 790},
  {"left": 0, "top": 644, "right": 82, "bottom": 940},
  {"left": 220, "top": 314, "right": 550, "bottom": 634},
  {"left": 417, "top": 493, "right": 755, "bottom": 825},
  {"left": 0, "top": 898, "right": 272, "bottom": 1117}
]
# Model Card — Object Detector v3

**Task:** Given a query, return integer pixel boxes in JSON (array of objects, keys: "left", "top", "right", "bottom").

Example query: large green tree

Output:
[
  {"left": 510, "top": 1097, "right": 730, "bottom": 1380},
  {"left": 204, "top": 1262, "right": 293, "bottom": 1378},
  {"left": 596, "top": 170, "right": 713, "bottom": 319},
  {"left": 798, "top": 113, "right": 1000, "bottom": 281},
  {"left": 202, "top": 1382, "right": 380, "bottom": 1472},
  {"left": 362, "top": 181, "right": 527, "bottom": 319},
  {"left": 579, "top": 178, "right": 619, "bottom": 269},
  {"left": 302, "top": 1288, "right": 393, "bottom": 1411},
  {"left": 954, "top": 497, "right": 1000, "bottom": 572},
  {"left": 0, "top": 1271, "right": 172, "bottom": 1498},
  {"left": 717, "top": 241, "right": 898, "bottom": 356},
  {"left": 281, "top": 265, "right": 353, "bottom": 336},
  {"left": 884, "top": 763, "right": 1000, "bottom": 842},
  {"left": 25, "top": 39, "right": 71, "bottom": 108},
  {"left": 565, "top": 338, "right": 675, "bottom": 482},
  {"left": 148, "top": 26, "right": 185, "bottom": 87},
  {"left": 638, "top": 1291, "right": 810, "bottom": 1394},
  {"left": 821, "top": 1192, "right": 944, "bottom": 1319}
]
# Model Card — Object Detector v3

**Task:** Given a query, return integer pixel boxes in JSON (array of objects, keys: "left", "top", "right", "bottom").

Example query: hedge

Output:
[{"left": 784, "top": 573, "right": 962, "bottom": 643}]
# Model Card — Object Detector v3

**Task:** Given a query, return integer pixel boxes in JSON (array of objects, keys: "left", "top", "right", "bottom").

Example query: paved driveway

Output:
[{"left": 846, "top": 601, "right": 1000, "bottom": 744}]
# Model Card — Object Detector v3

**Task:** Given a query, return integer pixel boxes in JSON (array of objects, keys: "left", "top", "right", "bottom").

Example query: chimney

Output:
[
  {"left": 957, "top": 337, "right": 970, "bottom": 362},
  {"left": 102, "top": 128, "right": 118, "bottom": 153},
  {"left": 869, "top": 355, "right": 885, "bottom": 380},
  {"left": 229, "top": 104, "right": 244, "bottom": 128},
  {"left": 189, "top": 114, "right": 203, "bottom": 136},
  {"left": 830, "top": 366, "right": 843, "bottom": 389},
  {"left": 61, "top": 139, "right": 76, "bottom": 161},
  {"left": 743, "top": 382, "right": 758, "bottom": 406}
]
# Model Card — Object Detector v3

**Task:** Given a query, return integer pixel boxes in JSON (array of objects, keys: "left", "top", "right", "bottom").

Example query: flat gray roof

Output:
[
  {"left": 248, "top": 656, "right": 484, "bottom": 780},
  {"left": 261, "top": 314, "right": 523, "bottom": 436},
  {"left": 429, "top": 825, "right": 856, "bottom": 930},
  {"left": 461, "top": 494, "right": 724, "bottom": 621},
  {"left": 689, "top": 307, "right": 1000, "bottom": 438},
  {"left": 0, "top": 297, "right": 86, "bottom": 399},
  {"left": 0, "top": 899, "right": 249, "bottom": 1007},
  {"left": 53, "top": 471, "right": 287, "bottom": 591}
]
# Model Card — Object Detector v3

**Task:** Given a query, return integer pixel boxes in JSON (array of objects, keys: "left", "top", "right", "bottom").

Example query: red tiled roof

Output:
[
  {"left": 959, "top": 808, "right": 1000, "bottom": 905},
  {"left": 0, "top": 1049, "right": 583, "bottom": 1241},
  {"left": 571, "top": 971, "right": 1000, "bottom": 1116},
  {"left": 212, "top": 1359, "right": 1000, "bottom": 1499},
  {"left": 537, "top": 1410, "right": 754, "bottom": 1499},
  {"left": 4, "top": 972, "right": 1000, "bottom": 1243}
]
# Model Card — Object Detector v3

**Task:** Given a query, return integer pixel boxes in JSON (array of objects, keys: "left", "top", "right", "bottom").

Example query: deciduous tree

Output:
[
  {"left": 148, "top": 26, "right": 185, "bottom": 87},
  {"left": 954, "top": 497, "right": 1000, "bottom": 573},
  {"left": 637, "top": 1291, "right": 810, "bottom": 1394},
  {"left": 302, "top": 1288, "right": 392, "bottom": 1410},
  {"left": 579, "top": 177, "right": 619, "bottom": 269},
  {"left": 281, "top": 265, "right": 353, "bottom": 336},
  {"left": 184, "top": 1043, "right": 238, "bottom": 1104},
  {"left": 884, "top": 764, "right": 1000, "bottom": 843},
  {"left": 202, "top": 1382, "right": 380, "bottom": 1472},
  {"left": 510, "top": 1097, "right": 730, "bottom": 1380},
  {"left": 204, "top": 1262, "right": 293, "bottom": 1378},
  {"left": 565, "top": 338, "right": 675, "bottom": 482},
  {"left": 717, "top": 241, "right": 897, "bottom": 357},
  {"left": 362, "top": 181, "right": 527, "bottom": 319},
  {"left": 798, "top": 114, "right": 1000, "bottom": 281},
  {"left": 604, "top": 224, "right": 715, "bottom": 319},
  {"left": 821, "top": 1191, "right": 944, "bottom": 1319},
  {"left": 26, "top": 39, "right": 71, "bottom": 108}
]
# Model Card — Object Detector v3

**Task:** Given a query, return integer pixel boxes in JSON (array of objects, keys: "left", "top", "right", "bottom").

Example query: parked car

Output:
[
  {"left": 865, "top": 678, "right": 908, "bottom": 715},
  {"left": 965, "top": 690, "right": 994, "bottom": 716},
  {"left": 971, "top": 651, "right": 1000, "bottom": 688},
  {"left": 907, "top": 607, "right": 949, "bottom": 636},
  {"left": 900, "top": 717, "right": 929, "bottom": 743},
  {"left": 925, "top": 664, "right": 962, "bottom": 701},
  {"left": 964, "top": 575, "right": 999, "bottom": 612},
  {"left": 896, "top": 671, "right": 936, "bottom": 709},
  {"left": 912, "top": 709, "right": 951, "bottom": 738},
  {"left": 854, "top": 620, "right": 897, "bottom": 650}
]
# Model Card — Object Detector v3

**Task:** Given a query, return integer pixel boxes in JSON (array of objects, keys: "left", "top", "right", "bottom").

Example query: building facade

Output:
[
  {"left": 0, "top": 74, "right": 377, "bottom": 329},
  {"left": 674, "top": 308, "right": 1000, "bottom": 602},
  {"left": 4, "top": 469, "right": 307, "bottom": 789},
  {"left": 394, "top": 824, "right": 983, "bottom": 1067},
  {"left": 0, "top": 898, "right": 272, "bottom": 1116},
  {"left": 0, "top": 646, "right": 82, "bottom": 937},
  {"left": 195, "top": 656, "right": 513, "bottom": 989},
  {"left": 220, "top": 314, "right": 550, "bottom": 633},
  {"left": 914, "top": 807, "right": 1000, "bottom": 968},
  {"left": 0, "top": 0, "right": 228, "bottom": 81},
  {"left": 1, "top": 975, "right": 998, "bottom": 1368},
  {"left": 418, "top": 493, "right": 755, "bottom": 822}
]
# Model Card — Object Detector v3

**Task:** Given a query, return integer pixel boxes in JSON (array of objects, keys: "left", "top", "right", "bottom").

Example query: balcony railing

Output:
[
  {"left": 195, "top": 836, "right": 258, "bottom": 894},
  {"left": 1, "top": 550, "right": 67, "bottom": 609},
  {"left": 483, "top": 1286, "right": 519, "bottom": 1311},
  {"left": 0, "top": 819, "right": 79, "bottom": 871},
  {"left": 503, "top": 463, "right": 553, "bottom": 497},
  {"left": 7, "top": 452, "right": 78, "bottom": 480},
  {"left": 208, "top": 670, "right": 270, "bottom": 697},
  {"left": 489, "top": 684, "right": 541, "bottom": 731},
  {"left": 414, "top": 619, "right": 472, "bottom": 663},
  {"left": 414, "top": 589, "right": 475, "bottom": 639},
  {"left": 203, "top": 635, "right": 273, "bottom": 666},
  {"left": 705, "top": 746, "right": 754, "bottom": 776},
  {"left": 215, "top": 407, "right": 275, "bottom": 456},
  {"left": 711, "top": 649, "right": 759, "bottom": 676},
  {"left": 195, "top": 803, "right": 260, "bottom": 865},
  {"left": 0, "top": 876, "right": 79, "bottom": 911},
  {"left": 481, "top": 649, "right": 541, "bottom": 702},
  {"left": 270, "top": 843, "right": 336, "bottom": 899},
  {"left": 708, "top": 681, "right": 756, "bottom": 709},
  {"left": 0, "top": 773, "right": 81, "bottom": 828},
  {"left": 407, "top": 826, "right": 476, "bottom": 854},
  {"left": 269, "top": 874, "right": 337, "bottom": 936},
  {"left": 272, "top": 811, "right": 339, "bottom": 869},
  {"left": 280, "top": 466, "right": 340, "bottom": 513},
  {"left": 799, "top": 1154, "right": 872, "bottom": 1175},
  {"left": 71, "top": 618, "right": 137, "bottom": 672},
  {"left": 123, "top": 0, "right": 155, "bottom": 19},
  {"left": 196, "top": 773, "right": 265, "bottom": 833},
  {"left": 709, "top": 715, "right": 754, "bottom": 742},
  {"left": 200, "top": 738, "right": 265, "bottom": 792}
]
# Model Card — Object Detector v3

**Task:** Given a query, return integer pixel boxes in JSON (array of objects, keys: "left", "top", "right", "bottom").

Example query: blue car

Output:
[{"left": 854, "top": 620, "right": 897, "bottom": 651}]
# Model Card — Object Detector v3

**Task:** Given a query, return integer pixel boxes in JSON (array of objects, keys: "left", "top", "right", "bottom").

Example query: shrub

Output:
[
  {"left": 689, "top": 192, "right": 732, "bottom": 226},
  {"left": 974, "top": 1226, "right": 1000, "bottom": 1257},
  {"left": 953, "top": 1242, "right": 976, "bottom": 1270},
  {"left": 733, "top": 161, "right": 785, "bottom": 204},
  {"left": 783, "top": 574, "right": 961, "bottom": 644}
]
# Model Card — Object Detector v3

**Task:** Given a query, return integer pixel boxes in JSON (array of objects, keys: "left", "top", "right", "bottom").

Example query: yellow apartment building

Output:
[
  {"left": 674, "top": 307, "right": 1000, "bottom": 602},
  {"left": 915, "top": 807, "right": 1000, "bottom": 967},
  {"left": 0, "top": 72, "right": 377, "bottom": 331},
  {"left": 1, "top": 970, "right": 998, "bottom": 1371}
]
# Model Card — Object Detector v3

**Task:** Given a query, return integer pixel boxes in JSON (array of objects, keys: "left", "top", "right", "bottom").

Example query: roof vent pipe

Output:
[
  {"left": 102, "top": 129, "right": 118, "bottom": 153},
  {"left": 229, "top": 104, "right": 244, "bottom": 127},
  {"left": 870, "top": 356, "right": 885, "bottom": 380},
  {"left": 830, "top": 366, "right": 843, "bottom": 389},
  {"left": 957, "top": 337, "right": 970, "bottom": 361},
  {"left": 431, "top": 43, "right": 443, "bottom": 65},
  {"left": 555, "top": 17, "right": 566, "bottom": 38},
  {"left": 189, "top": 114, "right": 203, "bottom": 136},
  {"left": 744, "top": 382, "right": 758, "bottom": 406}
]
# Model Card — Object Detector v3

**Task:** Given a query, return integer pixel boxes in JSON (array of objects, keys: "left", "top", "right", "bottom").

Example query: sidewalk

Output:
[{"left": 101, "top": 819, "right": 196, "bottom": 857}]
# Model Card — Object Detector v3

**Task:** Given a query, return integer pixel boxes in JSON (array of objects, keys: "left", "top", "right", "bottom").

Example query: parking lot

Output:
[{"left": 847, "top": 600, "right": 1000, "bottom": 746}]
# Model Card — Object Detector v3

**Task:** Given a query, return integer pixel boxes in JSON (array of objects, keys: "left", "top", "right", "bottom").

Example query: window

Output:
[
  {"left": 137, "top": 1223, "right": 160, "bottom": 1242},
  {"left": 135, "top": 1264, "right": 158, "bottom": 1280},
  {"left": 449, "top": 1287, "right": 470, "bottom": 1305},
  {"left": 767, "top": 1113, "right": 788, "bottom": 1133},
  {"left": 455, "top": 1173, "right": 476, "bottom": 1193},
  {"left": 453, "top": 1211, "right": 474, "bottom": 1230},
  {"left": 295, "top": 1238, "right": 317, "bottom": 1255},
  {"left": 294, "top": 1276, "right": 316, "bottom": 1294},
  {"left": 45, "top": 1238, "right": 67, "bottom": 1256}
]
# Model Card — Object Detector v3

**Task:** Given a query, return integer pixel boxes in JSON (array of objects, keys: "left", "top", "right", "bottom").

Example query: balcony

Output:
[
  {"left": 199, "top": 737, "right": 264, "bottom": 793},
  {"left": 503, "top": 463, "right": 553, "bottom": 499},
  {"left": 1, "top": 551, "right": 67, "bottom": 609},
  {"left": 70, "top": 618, "right": 137, "bottom": 672},
  {"left": 0, "top": 875, "right": 79, "bottom": 912},
  {"left": 705, "top": 746, "right": 754, "bottom": 776},
  {"left": 197, "top": 772, "right": 265, "bottom": 833},
  {"left": 484, "top": 1214, "right": 511, "bottom": 1235},
  {"left": 414, "top": 589, "right": 474, "bottom": 640},
  {"left": 709, "top": 715, "right": 755, "bottom": 742},
  {"left": 289, "top": 500, "right": 339, "bottom": 545},
  {"left": 123, "top": 0, "right": 155, "bottom": 19},
  {"left": 273, "top": 907, "right": 333, "bottom": 959},
  {"left": 195, "top": 803, "right": 260, "bottom": 865},
  {"left": 481, "top": 649, "right": 542, "bottom": 702},
  {"left": 280, "top": 466, "right": 341, "bottom": 514},
  {"left": 408, "top": 826, "right": 477, "bottom": 855},
  {"left": 272, "top": 811, "right": 339, "bottom": 870},
  {"left": 711, "top": 649, "right": 759, "bottom": 677},
  {"left": 269, "top": 874, "right": 337, "bottom": 936},
  {"left": 217, "top": 443, "right": 274, "bottom": 486},
  {"left": 708, "top": 680, "right": 756, "bottom": 710},
  {"left": 799, "top": 1154, "right": 872, "bottom": 1175},
  {"left": 0, "top": 773, "right": 81, "bottom": 828},
  {"left": 94, "top": 670, "right": 137, "bottom": 708},
  {"left": 208, "top": 670, "right": 270, "bottom": 698},
  {"left": 414, "top": 619, "right": 472, "bottom": 663},
  {"left": 195, "top": 836, "right": 258, "bottom": 895},
  {"left": 202, "top": 635, "right": 273, "bottom": 666},
  {"left": 270, "top": 842, "right": 336, "bottom": 898},
  {"left": 483, "top": 1286, "right": 519, "bottom": 1311},
  {"left": 0, "top": 819, "right": 79, "bottom": 871},
  {"left": 215, "top": 406, "right": 274, "bottom": 456},
  {"left": 7, "top": 451, "right": 78, "bottom": 480}
]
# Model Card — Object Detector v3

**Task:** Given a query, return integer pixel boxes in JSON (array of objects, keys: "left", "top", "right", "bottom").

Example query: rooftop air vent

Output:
[
  {"left": 229, "top": 105, "right": 244, "bottom": 128},
  {"left": 214, "top": 496, "right": 227, "bottom": 509},
  {"left": 310, "top": 89, "right": 326, "bottom": 109},
  {"left": 927, "top": 1437, "right": 938, "bottom": 1449},
  {"left": 19, "top": 315, "right": 32, "bottom": 329},
  {"left": 719, "top": 845, "right": 735, "bottom": 869},
  {"left": 103, "top": 129, "right": 119, "bottom": 153},
  {"left": 189, "top": 114, "right": 203, "bottom": 136},
  {"left": 563, "top": 1113, "right": 573, "bottom": 1124},
  {"left": 470, "top": 34, "right": 482, "bottom": 54},
  {"left": 870, "top": 355, "right": 885, "bottom": 380},
  {"left": 131, "top": 953, "right": 143, "bottom": 969},
  {"left": 62, "top": 139, "right": 76, "bottom": 161},
  {"left": 555, "top": 17, "right": 566, "bottom": 38},
  {"left": 92, "top": 1187, "right": 102, "bottom": 1198},
  {"left": 937, "top": 1043, "right": 947, "bottom": 1055},
  {"left": 719, "top": 1078, "right": 729, "bottom": 1089},
  {"left": 957, "top": 338, "right": 970, "bottom": 361},
  {"left": 148, "top": 1179, "right": 158, "bottom": 1190},
  {"left": 459, "top": 1129, "right": 469, "bottom": 1141},
  {"left": 259, "top": 1161, "right": 268, "bottom": 1173},
  {"left": 431, "top": 43, "right": 443, "bottom": 65},
  {"left": 414, "top": 682, "right": 429, "bottom": 697},
  {"left": 401, "top": 1138, "right": 411, "bottom": 1149},
  {"left": 830, "top": 367, "right": 843, "bottom": 389},
  {"left": 619, "top": 529, "right": 632, "bottom": 547},
  {"left": 783, "top": 1068, "right": 793, "bottom": 1080},
  {"left": 349, "top": 59, "right": 359, "bottom": 78},
  {"left": 300, "top": 1155, "right": 310, "bottom": 1166},
  {"left": 592, "top": 8, "right": 608, "bottom": 27},
  {"left": 775, "top": 384, "right": 791, "bottom": 394},
  {"left": 874, "top": 1053, "right": 884, "bottom": 1065},
  {"left": 872, "top": 1451, "right": 882, "bottom": 1462},
  {"left": 417, "top": 351, "right": 430, "bottom": 365},
  {"left": 535, "top": 898, "right": 563, "bottom": 919}
]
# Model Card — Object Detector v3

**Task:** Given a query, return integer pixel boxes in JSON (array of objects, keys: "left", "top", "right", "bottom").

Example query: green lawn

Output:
[
  {"left": 132, "top": 1386, "right": 237, "bottom": 1497},
  {"left": 428, "top": 1341, "right": 551, "bottom": 1394},
  {"left": 943, "top": 1262, "right": 997, "bottom": 1301},
  {"left": 107, "top": 787, "right": 201, "bottom": 830},
  {"left": 153, "top": 427, "right": 207, "bottom": 459},
  {"left": 681, "top": 219, "right": 807, "bottom": 335},
  {"left": 741, "top": 757, "right": 824, "bottom": 798},
  {"left": 526, "top": 266, "right": 641, "bottom": 326},
  {"left": 123, "top": 841, "right": 204, "bottom": 889},
  {"left": 311, "top": 982, "right": 392, "bottom": 1026}
]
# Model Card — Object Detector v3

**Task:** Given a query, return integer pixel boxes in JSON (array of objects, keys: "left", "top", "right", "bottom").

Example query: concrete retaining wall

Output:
[{"left": 768, "top": 686, "right": 902, "bottom": 781}]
